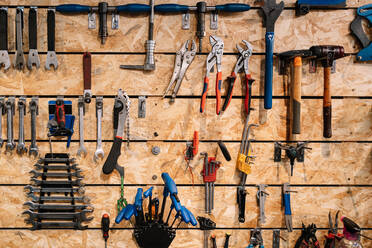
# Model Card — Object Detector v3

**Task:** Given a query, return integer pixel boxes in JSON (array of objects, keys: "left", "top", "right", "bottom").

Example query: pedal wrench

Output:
[
  {"left": 28, "top": 97, "right": 39, "bottom": 156},
  {"left": 5, "top": 97, "right": 15, "bottom": 152},
  {"left": 45, "top": 8, "right": 58, "bottom": 70},
  {"left": 77, "top": 96, "right": 87, "bottom": 157},
  {"left": 27, "top": 193, "right": 90, "bottom": 203},
  {"left": 83, "top": 52, "right": 92, "bottom": 103},
  {"left": 0, "top": 97, "right": 4, "bottom": 147},
  {"left": 16, "top": 97, "right": 27, "bottom": 155},
  {"left": 27, "top": 7, "right": 40, "bottom": 70},
  {"left": 0, "top": 7, "right": 10, "bottom": 70},
  {"left": 94, "top": 96, "right": 104, "bottom": 161},
  {"left": 14, "top": 7, "right": 25, "bottom": 70}
]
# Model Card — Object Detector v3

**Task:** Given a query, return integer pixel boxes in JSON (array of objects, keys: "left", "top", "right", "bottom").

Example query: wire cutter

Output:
[
  {"left": 200, "top": 35, "right": 224, "bottom": 115},
  {"left": 163, "top": 40, "right": 197, "bottom": 102},
  {"left": 222, "top": 40, "right": 254, "bottom": 114},
  {"left": 324, "top": 211, "right": 343, "bottom": 248},
  {"left": 247, "top": 229, "right": 264, "bottom": 248}
]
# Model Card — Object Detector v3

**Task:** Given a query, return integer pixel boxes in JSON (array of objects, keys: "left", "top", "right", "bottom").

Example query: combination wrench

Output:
[
  {"left": 94, "top": 96, "right": 104, "bottom": 161},
  {"left": 29, "top": 97, "right": 39, "bottom": 157},
  {"left": 5, "top": 97, "right": 15, "bottom": 152},
  {"left": 0, "top": 7, "right": 10, "bottom": 70},
  {"left": 17, "top": 97, "right": 27, "bottom": 155},
  {"left": 45, "top": 8, "right": 58, "bottom": 70},
  {"left": 27, "top": 7, "right": 40, "bottom": 70},
  {"left": 14, "top": 7, "right": 25, "bottom": 70},
  {"left": 0, "top": 97, "right": 4, "bottom": 147},
  {"left": 77, "top": 96, "right": 87, "bottom": 157}
]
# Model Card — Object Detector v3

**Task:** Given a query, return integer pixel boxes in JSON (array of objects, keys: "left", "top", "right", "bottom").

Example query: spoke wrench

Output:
[
  {"left": 28, "top": 97, "right": 39, "bottom": 157},
  {"left": 14, "top": 7, "right": 25, "bottom": 70},
  {"left": 16, "top": 97, "right": 27, "bottom": 155},
  {"left": 45, "top": 8, "right": 58, "bottom": 70},
  {"left": 94, "top": 96, "right": 104, "bottom": 161},
  {"left": 77, "top": 96, "right": 87, "bottom": 157},
  {"left": 5, "top": 97, "right": 15, "bottom": 153},
  {"left": 0, "top": 7, "right": 10, "bottom": 71},
  {"left": 27, "top": 7, "right": 40, "bottom": 70}
]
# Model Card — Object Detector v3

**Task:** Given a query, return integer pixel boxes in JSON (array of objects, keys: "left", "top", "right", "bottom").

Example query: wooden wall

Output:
[{"left": 0, "top": 0, "right": 371, "bottom": 247}]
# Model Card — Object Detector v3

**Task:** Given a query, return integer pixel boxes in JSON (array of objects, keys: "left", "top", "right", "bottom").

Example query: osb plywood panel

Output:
[
  {"left": 1, "top": 55, "right": 371, "bottom": 97},
  {"left": 0, "top": 142, "right": 370, "bottom": 185}
]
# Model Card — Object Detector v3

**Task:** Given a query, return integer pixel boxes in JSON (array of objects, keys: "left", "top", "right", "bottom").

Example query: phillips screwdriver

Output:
[{"left": 101, "top": 214, "right": 110, "bottom": 248}]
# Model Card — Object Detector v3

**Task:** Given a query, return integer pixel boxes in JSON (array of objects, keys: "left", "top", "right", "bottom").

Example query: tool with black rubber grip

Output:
[
  {"left": 27, "top": 7, "right": 40, "bottom": 70},
  {"left": 14, "top": 7, "right": 25, "bottom": 70},
  {"left": 218, "top": 141, "right": 231, "bottom": 161},
  {"left": 0, "top": 7, "right": 10, "bottom": 70},
  {"left": 83, "top": 52, "right": 92, "bottom": 103},
  {"left": 45, "top": 8, "right": 58, "bottom": 70},
  {"left": 101, "top": 214, "right": 110, "bottom": 248}
]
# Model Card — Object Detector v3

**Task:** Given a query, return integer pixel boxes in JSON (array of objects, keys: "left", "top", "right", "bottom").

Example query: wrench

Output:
[
  {"left": 14, "top": 7, "right": 25, "bottom": 70},
  {"left": 94, "top": 96, "right": 104, "bottom": 161},
  {"left": 26, "top": 219, "right": 88, "bottom": 230},
  {"left": 28, "top": 97, "right": 39, "bottom": 157},
  {"left": 77, "top": 96, "right": 87, "bottom": 157},
  {"left": 31, "top": 178, "right": 83, "bottom": 187},
  {"left": 24, "top": 201, "right": 91, "bottom": 211},
  {"left": 45, "top": 8, "right": 58, "bottom": 70},
  {"left": 257, "top": 184, "right": 269, "bottom": 225},
  {"left": 0, "top": 97, "right": 5, "bottom": 147},
  {"left": 0, "top": 7, "right": 10, "bottom": 71},
  {"left": 23, "top": 209, "right": 93, "bottom": 222},
  {"left": 24, "top": 185, "right": 85, "bottom": 194},
  {"left": 29, "top": 170, "right": 82, "bottom": 178},
  {"left": 27, "top": 192, "right": 90, "bottom": 203},
  {"left": 27, "top": 7, "right": 40, "bottom": 70},
  {"left": 34, "top": 163, "right": 79, "bottom": 171},
  {"left": 17, "top": 97, "right": 27, "bottom": 155},
  {"left": 5, "top": 97, "right": 15, "bottom": 152}
]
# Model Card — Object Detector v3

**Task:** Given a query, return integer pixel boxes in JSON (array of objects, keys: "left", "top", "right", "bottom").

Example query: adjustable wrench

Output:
[
  {"left": 14, "top": 7, "right": 25, "bottom": 70},
  {"left": 45, "top": 8, "right": 58, "bottom": 70},
  {"left": 17, "top": 97, "right": 27, "bottom": 155},
  {"left": 29, "top": 97, "right": 39, "bottom": 157},
  {"left": 0, "top": 97, "right": 4, "bottom": 147},
  {"left": 94, "top": 96, "right": 104, "bottom": 161},
  {"left": 0, "top": 7, "right": 10, "bottom": 71},
  {"left": 27, "top": 7, "right": 40, "bottom": 70},
  {"left": 77, "top": 96, "right": 87, "bottom": 157},
  {"left": 5, "top": 97, "right": 15, "bottom": 152}
]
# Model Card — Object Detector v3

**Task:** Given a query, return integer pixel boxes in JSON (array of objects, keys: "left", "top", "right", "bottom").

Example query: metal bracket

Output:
[
  {"left": 88, "top": 11, "right": 96, "bottom": 29},
  {"left": 111, "top": 11, "right": 119, "bottom": 29},
  {"left": 182, "top": 12, "right": 190, "bottom": 30},
  {"left": 274, "top": 143, "right": 282, "bottom": 162},
  {"left": 331, "top": 60, "right": 336, "bottom": 74},
  {"left": 210, "top": 11, "right": 218, "bottom": 30},
  {"left": 138, "top": 96, "right": 146, "bottom": 118}
]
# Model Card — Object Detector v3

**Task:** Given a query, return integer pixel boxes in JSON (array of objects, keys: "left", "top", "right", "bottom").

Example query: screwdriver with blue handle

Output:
[{"left": 56, "top": 3, "right": 150, "bottom": 44}]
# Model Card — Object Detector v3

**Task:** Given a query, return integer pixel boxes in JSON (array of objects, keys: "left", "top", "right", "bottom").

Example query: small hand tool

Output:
[
  {"left": 223, "top": 40, "right": 254, "bottom": 114},
  {"left": 200, "top": 35, "right": 224, "bottom": 115},
  {"left": 27, "top": 219, "right": 88, "bottom": 230},
  {"left": 27, "top": 7, "right": 40, "bottom": 70},
  {"left": 23, "top": 209, "right": 93, "bottom": 222},
  {"left": 5, "top": 97, "right": 15, "bottom": 152},
  {"left": 101, "top": 214, "right": 110, "bottom": 248},
  {"left": 0, "top": 97, "right": 4, "bottom": 147},
  {"left": 218, "top": 141, "right": 231, "bottom": 161},
  {"left": 31, "top": 178, "right": 83, "bottom": 187},
  {"left": 94, "top": 96, "right": 104, "bottom": 161},
  {"left": 294, "top": 223, "right": 320, "bottom": 248},
  {"left": 16, "top": 97, "right": 27, "bottom": 155},
  {"left": 24, "top": 185, "right": 84, "bottom": 194},
  {"left": 121, "top": 0, "right": 155, "bottom": 71},
  {"left": 184, "top": 131, "right": 199, "bottom": 184},
  {"left": 30, "top": 170, "right": 82, "bottom": 178},
  {"left": 197, "top": 216, "right": 216, "bottom": 248},
  {"left": 34, "top": 162, "right": 79, "bottom": 171},
  {"left": 324, "top": 211, "right": 343, "bottom": 248},
  {"left": 27, "top": 192, "right": 90, "bottom": 203},
  {"left": 28, "top": 97, "right": 39, "bottom": 157},
  {"left": 14, "top": 7, "right": 25, "bottom": 70},
  {"left": 261, "top": 0, "right": 284, "bottom": 109},
  {"left": 247, "top": 228, "right": 264, "bottom": 248},
  {"left": 45, "top": 8, "right": 58, "bottom": 70},
  {"left": 77, "top": 96, "right": 87, "bottom": 157},
  {"left": 350, "top": 4, "right": 372, "bottom": 61},
  {"left": 257, "top": 184, "right": 269, "bottom": 225},
  {"left": 309, "top": 45, "right": 344, "bottom": 138},
  {"left": 274, "top": 142, "right": 311, "bottom": 176},
  {"left": 273, "top": 229, "right": 280, "bottom": 248},
  {"left": 296, "top": 0, "right": 346, "bottom": 16},
  {"left": 155, "top": 2, "right": 250, "bottom": 52},
  {"left": 143, "top": 187, "right": 153, "bottom": 222},
  {"left": 163, "top": 40, "right": 196, "bottom": 102},
  {"left": 138, "top": 96, "right": 146, "bottom": 118},
  {"left": 211, "top": 234, "right": 217, "bottom": 248},
  {"left": 56, "top": 3, "right": 150, "bottom": 45},
  {"left": 24, "top": 201, "right": 91, "bottom": 211},
  {"left": 224, "top": 233, "right": 231, "bottom": 248},
  {"left": 83, "top": 52, "right": 92, "bottom": 103},
  {"left": 0, "top": 7, "right": 10, "bottom": 71},
  {"left": 282, "top": 183, "right": 297, "bottom": 232}
]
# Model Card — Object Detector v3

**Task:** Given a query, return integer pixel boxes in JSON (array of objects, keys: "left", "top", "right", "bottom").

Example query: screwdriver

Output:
[{"left": 101, "top": 213, "right": 110, "bottom": 248}]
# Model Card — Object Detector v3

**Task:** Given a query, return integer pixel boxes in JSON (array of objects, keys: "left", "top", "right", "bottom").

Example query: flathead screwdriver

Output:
[{"left": 101, "top": 213, "right": 110, "bottom": 248}]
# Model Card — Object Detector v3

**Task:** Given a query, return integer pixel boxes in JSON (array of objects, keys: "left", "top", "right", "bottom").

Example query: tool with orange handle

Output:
[{"left": 200, "top": 35, "right": 224, "bottom": 115}]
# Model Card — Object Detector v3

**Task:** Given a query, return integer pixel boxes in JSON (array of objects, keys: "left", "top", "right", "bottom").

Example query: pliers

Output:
[
  {"left": 247, "top": 228, "right": 264, "bottom": 248},
  {"left": 200, "top": 35, "right": 224, "bottom": 115},
  {"left": 163, "top": 40, "right": 197, "bottom": 102},
  {"left": 222, "top": 40, "right": 254, "bottom": 115},
  {"left": 324, "top": 211, "right": 343, "bottom": 248}
]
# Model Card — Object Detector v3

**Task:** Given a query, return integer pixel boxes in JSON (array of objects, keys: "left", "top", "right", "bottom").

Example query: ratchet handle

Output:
[
  {"left": 155, "top": 4, "right": 189, "bottom": 12},
  {"left": 283, "top": 193, "right": 291, "bottom": 215},
  {"left": 222, "top": 72, "right": 236, "bottom": 112},
  {"left": 215, "top": 3, "right": 251, "bottom": 12},
  {"left": 245, "top": 75, "right": 254, "bottom": 115},
  {"left": 0, "top": 8, "right": 8, "bottom": 50},
  {"left": 56, "top": 4, "right": 90, "bottom": 13},
  {"left": 200, "top": 76, "right": 209, "bottom": 113},
  {"left": 28, "top": 7, "right": 37, "bottom": 49},
  {"left": 116, "top": 4, "right": 150, "bottom": 12},
  {"left": 264, "top": 32, "right": 274, "bottom": 110},
  {"left": 216, "top": 71, "right": 222, "bottom": 115},
  {"left": 102, "top": 136, "right": 122, "bottom": 174}
]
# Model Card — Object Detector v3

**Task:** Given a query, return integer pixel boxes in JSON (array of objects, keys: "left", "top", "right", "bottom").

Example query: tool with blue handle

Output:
[
  {"left": 155, "top": 2, "right": 250, "bottom": 52},
  {"left": 296, "top": 0, "right": 346, "bottom": 16},
  {"left": 261, "top": 0, "right": 284, "bottom": 110},
  {"left": 351, "top": 4, "right": 372, "bottom": 61},
  {"left": 247, "top": 228, "right": 264, "bottom": 248},
  {"left": 282, "top": 183, "right": 297, "bottom": 232},
  {"left": 56, "top": 2, "right": 150, "bottom": 44},
  {"left": 115, "top": 204, "right": 137, "bottom": 224},
  {"left": 134, "top": 188, "right": 144, "bottom": 225}
]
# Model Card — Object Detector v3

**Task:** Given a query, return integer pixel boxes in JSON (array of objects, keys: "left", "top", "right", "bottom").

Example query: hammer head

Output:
[
  {"left": 277, "top": 49, "right": 313, "bottom": 75},
  {"left": 310, "top": 45, "right": 345, "bottom": 67}
]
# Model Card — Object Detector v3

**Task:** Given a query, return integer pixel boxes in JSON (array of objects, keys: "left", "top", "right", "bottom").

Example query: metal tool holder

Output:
[
  {"left": 274, "top": 142, "right": 311, "bottom": 176},
  {"left": 23, "top": 153, "right": 93, "bottom": 230}
]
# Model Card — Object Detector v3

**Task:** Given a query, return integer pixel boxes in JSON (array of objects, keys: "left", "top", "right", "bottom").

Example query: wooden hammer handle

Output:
[
  {"left": 292, "top": 57, "right": 302, "bottom": 135},
  {"left": 323, "top": 67, "right": 332, "bottom": 138}
]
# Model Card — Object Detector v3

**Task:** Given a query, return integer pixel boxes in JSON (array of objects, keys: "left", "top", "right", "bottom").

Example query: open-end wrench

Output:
[
  {"left": 29, "top": 170, "right": 82, "bottom": 178},
  {"left": 0, "top": 7, "right": 10, "bottom": 71},
  {"left": 24, "top": 201, "right": 91, "bottom": 211},
  {"left": 17, "top": 97, "right": 27, "bottom": 155},
  {"left": 34, "top": 163, "right": 79, "bottom": 171},
  {"left": 28, "top": 97, "right": 39, "bottom": 157},
  {"left": 24, "top": 185, "right": 85, "bottom": 194},
  {"left": 23, "top": 209, "right": 93, "bottom": 222},
  {"left": 27, "top": 219, "right": 88, "bottom": 230},
  {"left": 94, "top": 96, "right": 104, "bottom": 161},
  {"left": 27, "top": 7, "right": 40, "bottom": 70},
  {"left": 14, "top": 7, "right": 25, "bottom": 70},
  {"left": 5, "top": 97, "right": 15, "bottom": 152},
  {"left": 83, "top": 52, "right": 92, "bottom": 103},
  {"left": 27, "top": 192, "right": 90, "bottom": 203},
  {"left": 45, "top": 8, "right": 58, "bottom": 70},
  {"left": 77, "top": 96, "right": 87, "bottom": 157},
  {"left": 31, "top": 178, "right": 83, "bottom": 187},
  {"left": 37, "top": 156, "right": 75, "bottom": 164},
  {"left": 0, "top": 97, "right": 5, "bottom": 147}
]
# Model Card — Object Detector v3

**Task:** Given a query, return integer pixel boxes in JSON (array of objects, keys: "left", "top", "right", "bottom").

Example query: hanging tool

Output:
[
  {"left": 16, "top": 97, "right": 27, "bottom": 155},
  {"left": 143, "top": 186, "right": 153, "bottom": 222},
  {"left": 294, "top": 223, "right": 320, "bottom": 248},
  {"left": 14, "top": 7, "right": 25, "bottom": 70},
  {"left": 198, "top": 216, "right": 216, "bottom": 248},
  {"left": 56, "top": 3, "right": 150, "bottom": 45},
  {"left": 247, "top": 228, "right": 264, "bottom": 248},
  {"left": 273, "top": 229, "right": 280, "bottom": 248},
  {"left": 94, "top": 96, "right": 105, "bottom": 161},
  {"left": 350, "top": 4, "right": 372, "bottom": 61},
  {"left": 184, "top": 131, "right": 199, "bottom": 183},
  {"left": 45, "top": 8, "right": 58, "bottom": 70},
  {"left": 155, "top": 2, "right": 250, "bottom": 52},
  {"left": 222, "top": 40, "right": 254, "bottom": 114},
  {"left": 261, "top": 0, "right": 284, "bottom": 109},
  {"left": 120, "top": 0, "right": 155, "bottom": 71},
  {"left": 0, "top": 7, "right": 10, "bottom": 71},
  {"left": 257, "top": 184, "right": 269, "bottom": 225},
  {"left": 200, "top": 35, "right": 224, "bottom": 115},
  {"left": 309, "top": 45, "right": 344, "bottom": 138},
  {"left": 27, "top": 7, "right": 40, "bottom": 70},
  {"left": 163, "top": 40, "right": 196, "bottom": 102},
  {"left": 77, "top": 96, "right": 87, "bottom": 157},
  {"left": 274, "top": 142, "right": 311, "bottom": 176},
  {"left": 282, "top": 183, "right": 297, "bottom": 232},
  {"left": 218, "top": 141, "right": 231, "bottom": 161},
  {"left": 324, "top": 211, "right": 343, "bottom": 248},
  {"left": 83, "top": 52, "right": 92, "bottom": 103},
  {"left": 138, "top": 96, "right": 146, "bottom": 118},
  {"left": 101, "top": 214, "right": 110, "bottom": 248},
  {"left": 224, "top": 233, "right": 231, "bottom": 248},
  {"left": 159, "top": 173, "right": 179, "bottom": 224},
  {"left": 5, "top": 97, "right": 15, "bottom": 152},
  {"left": 340, "top": 216, "right": 371, "bottom": 247},
  {"left": 211, "top": 234, "right": 217, "bottom": 248},
  {"left": 0, "top": 97, "right": 4, "bottom": 147},
  {"left": 296, "top": 0, "right": 346, "bottom": 16}
]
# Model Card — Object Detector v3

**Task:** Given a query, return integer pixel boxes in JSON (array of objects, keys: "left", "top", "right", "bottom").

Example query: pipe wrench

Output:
[
  {"left": 14, "top": 7, "right": 25, "bottom": 70},
  {"left": 45, "top": 8, "right": 58, "bottom": 70},
  {"left": 0, "top": 7, "right": 10, "bottom": 71},
  {"left": 27, "top": 7, "right": 40, "bottom": 69}
]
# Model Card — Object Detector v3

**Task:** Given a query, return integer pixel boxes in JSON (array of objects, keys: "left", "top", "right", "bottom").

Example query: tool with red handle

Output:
[{"left": 101, "top": 214, "right": 110, "bottom": 248}]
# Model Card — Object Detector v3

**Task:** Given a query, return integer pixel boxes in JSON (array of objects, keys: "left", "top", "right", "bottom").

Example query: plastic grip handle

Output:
[
  {"left": 222, "top": 73, "right": 236, "bottom": 112},
  {"left": 216, "top": 71, "right": 222, "bottom": 115},
  {"left": 124, "top": 204, "right": 136, "bottom": 220},
  {"left": 0, "top": 8, "right": 7, "bottom": 50},
  {"left": 47, "top": 9, "right": 55, "bottom": 51},
  {"left": 218, "top": 141, "right": 231, "bottom": 161},
  {"left": 28, "top": 8, "right": 37, "bottom": 49},
  {"left": 134, "top": 188, "right": 143, "bottom": 210},
  {"left": 245, "top": 76, "right": 254, "bottom": 115},
  {"left": 56, "top": 4, "right": 90, "bottom": 13},
  {"left": 115, "top": 207, "right": 126, "bottom": 223},
  {"left": 180, "top": 206, "right": 190, "bottom": 223},
  {"left": 116, "top": 4, "right": 150, "bottom": 13},
  {"left": 323, "top": 67, "right": 332, "bottom": 138},
  {"left": 215, "top": 3, "right": 251, "bottom": 12},
  {"left": 284, "top": 193, "right": 291, "bottom": 215},
  {"left": 83, "top": 52, "right": 91, "bottom": 91},
  {"left": 297, "top": 0, "right": 345, "bottom": 5},
  {"left": 264, "top": 32, "right": 274, "bottom": 110},
  {"left": 102, "top": 136, "right": 122, "bottom": 174},
  {"left": 170, "top": 195, "right": 181, "bottom": 211},
  {"left": 161, "top": 173, "right": 178, "bottom": 195},
  {"left": 200, "top": 76, "right": 209, "bottom": 113},
  {"left": 155, "top": 4, "right": 189, "bottom": 12},
  {"left": 143, "top": 186, "right": 153, "bottom": 198},
  {"left": 185, "top": 208, "right": 197, "bottom": 226}
]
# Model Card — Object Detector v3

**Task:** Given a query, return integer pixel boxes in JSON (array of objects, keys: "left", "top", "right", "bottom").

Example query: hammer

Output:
[
  {"left": 309, "top": 46, "right": 344, "bottom": 138},
  {"left": 278, "top": 50, "right": 312, "bottom": 136}
]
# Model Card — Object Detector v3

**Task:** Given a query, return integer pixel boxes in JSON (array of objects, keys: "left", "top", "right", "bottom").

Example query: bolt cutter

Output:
[
  {"left": 222, "top": 40, "right": 254, "bottom": 114},
  {"left": 200, "top": 35, "right": 224, "bottom": 115},
  {"left": 247, "top": 228, "right": 264, "bottom": 248}
]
